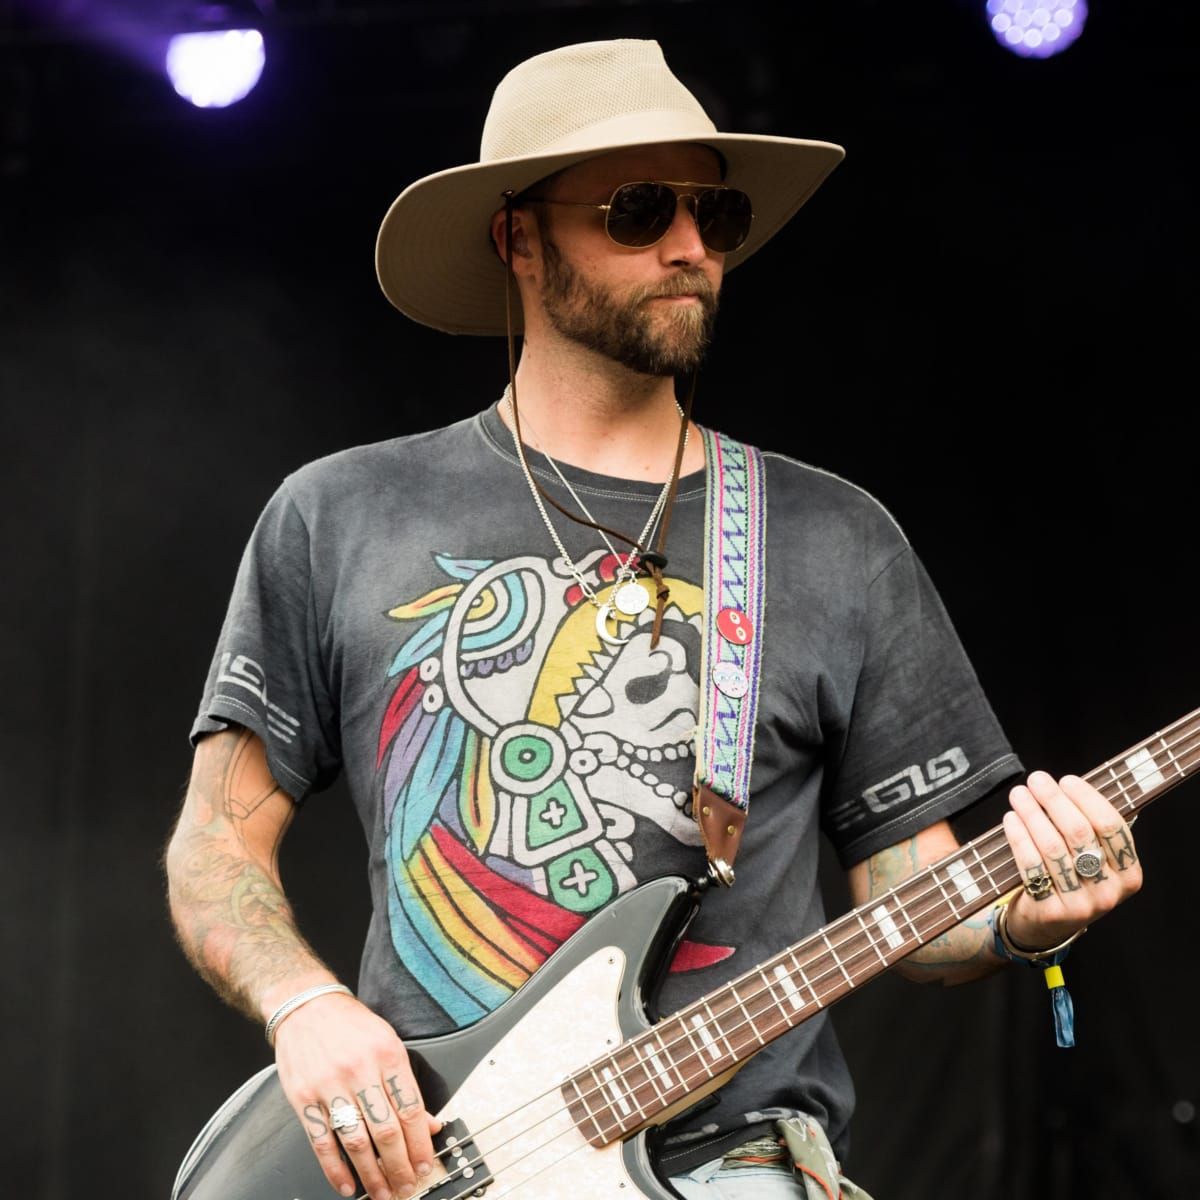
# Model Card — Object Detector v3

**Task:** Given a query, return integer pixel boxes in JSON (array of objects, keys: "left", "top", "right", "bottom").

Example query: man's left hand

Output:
[{"left": 1001, "top": 771, "right": 1142, "bottom": 950}]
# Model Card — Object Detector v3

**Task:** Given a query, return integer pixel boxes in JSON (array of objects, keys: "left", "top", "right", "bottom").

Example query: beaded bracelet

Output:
[{"left": 264, "top": 983, "right": 354, "bottom": 1045}]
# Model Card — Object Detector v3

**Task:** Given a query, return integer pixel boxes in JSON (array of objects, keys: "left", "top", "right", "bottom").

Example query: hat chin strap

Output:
[{"left": 501, "top": 192, "right": 696, "bottom": 649}]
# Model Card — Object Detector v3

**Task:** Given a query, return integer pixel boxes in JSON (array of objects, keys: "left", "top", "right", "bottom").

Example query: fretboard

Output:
[{"left": 563, "top": 706, "right": 1200, "bottom": 1146}]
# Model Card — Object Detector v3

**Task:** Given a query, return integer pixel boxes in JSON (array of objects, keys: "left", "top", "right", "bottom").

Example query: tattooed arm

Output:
[
  {"left": 164, "top": 727, "right": 439, "bottom": 1200},
  {"left": 847, "top": 772, "right": 1142, "bottom": 986}
]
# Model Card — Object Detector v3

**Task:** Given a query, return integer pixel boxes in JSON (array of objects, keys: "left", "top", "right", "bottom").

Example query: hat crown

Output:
[{"left": 480, "top": 39, "right": 716, "bottom": 164}]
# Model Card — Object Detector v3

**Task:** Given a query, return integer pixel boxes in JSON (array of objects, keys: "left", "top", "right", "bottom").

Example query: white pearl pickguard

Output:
[{"left": 434, "top": 947, "right": 635, "bottom": 1199}]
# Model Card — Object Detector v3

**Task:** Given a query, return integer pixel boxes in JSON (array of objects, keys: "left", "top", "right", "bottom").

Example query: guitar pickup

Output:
[{"left": 420, "top": 1118, "right": 492, "bottom": 1198}]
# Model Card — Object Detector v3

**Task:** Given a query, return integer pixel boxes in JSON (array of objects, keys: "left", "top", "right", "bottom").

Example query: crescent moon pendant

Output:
[{"left": 595, "top": 603, "right": 630, "bottom": 647}]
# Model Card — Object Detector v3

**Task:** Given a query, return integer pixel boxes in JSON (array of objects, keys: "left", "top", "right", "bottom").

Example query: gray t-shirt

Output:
[{"left": 192, "top": 403, "right": 1022, "bottom": 1157}]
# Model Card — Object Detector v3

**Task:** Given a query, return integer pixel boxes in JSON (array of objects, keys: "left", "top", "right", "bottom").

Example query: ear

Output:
[{"left": 490, "top": 206, "right": 535, "bottom": 269}]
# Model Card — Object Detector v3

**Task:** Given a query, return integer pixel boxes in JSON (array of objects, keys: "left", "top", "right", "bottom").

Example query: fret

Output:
[
  {"left": 945, "top": 857, "right": 982, "bottom": 905},
  {"left": 727, "top": 983, "right": 767, "bottom": 1047},
  {"left": 600, "top": 1064, "right": 635, "bottom": 1120},
  {"left": 643, "top": 1031, "right": 682, "bottom": 1098},
  {"left": 1106, "top": 764, "right": 1132, "bottom": 814},
  {"left": 684, "top": 1013, "right": 720, "bottom": 1075},
  {"left": 586, "top": 1065, "right": 625, "bottom": 1139},
  {"left": 769, "top": 962, "right": 805, "bottom": 1013},
  {"left": 703, "top": 999, "right": 742, "bottom": 1058},
  {"left": 870, "top": 902, "right": 906, "bottom": 952},
  {"left": 822, "top": 933, "right": 854, "bottom": 989},
  {"left": 969, "top": 843, "right": 999, "bottom": 896},
  {"left": 663, "top": 1017, "right": 707, "bottom": 1091},
  {"left": 931, "top": 869, "right": 961, "bottom": 924},
  {"left": 856, "top": 912, "right": 889, "bottom": 967},
  {"left": 612, "top": 1043, "right": 657, "bottom": 1117},
  {"left": 568, "top": 1069, "right": 613, "bottom": 1144},
  {"left": 631, "top": 1040, "right": 669, "bottom": 1106},
  {"left": 788, "top": 950, "right": 824, "bottom": 1008},
  {"left": 1124, "top": 747, "right": 1166, "bottom": 795},
  {"left": 889, "top": 884, "right": 923, "bottom": 943},
  {"left": 1158, "top": 735, "right": 1183, "bottom": 779}
]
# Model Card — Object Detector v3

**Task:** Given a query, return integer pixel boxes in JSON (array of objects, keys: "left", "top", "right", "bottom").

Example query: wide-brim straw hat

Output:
[{"left": 375, "top": 39, "right": 845, "bottom": 336}]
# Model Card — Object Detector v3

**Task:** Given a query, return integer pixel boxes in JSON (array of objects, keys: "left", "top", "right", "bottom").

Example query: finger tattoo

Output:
[
  {"left": 386, "top": 1074, "right": 420, "bottom": 1112},
  {"left": 356, "top": 1085, "right": 388, "bottom": 1124},
  {"left": 1050, "top": 853, "right": 1083, "bottom": 893},
  {"left": 1102, "top": 826, "right": 1138, "bottom": 870},
  {"left": 303, "top": 1103, "right": 329, "bottom": 1140}
]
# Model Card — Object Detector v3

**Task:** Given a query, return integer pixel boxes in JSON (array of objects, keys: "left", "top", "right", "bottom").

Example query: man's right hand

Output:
[
  {"left": 273, "top": 989, "right": 442, "bottom": 1200},
  {"left": 165, "top": 726, "right": 441, "bottom": 1200}
]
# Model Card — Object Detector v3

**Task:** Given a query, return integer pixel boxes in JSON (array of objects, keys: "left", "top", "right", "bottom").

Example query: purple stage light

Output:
[
  {"left": 165, "top": 29, "right": 265, "bottom": 108},
  {"left": 986, "top": 0, "right": 1088, "bottom": 59}
]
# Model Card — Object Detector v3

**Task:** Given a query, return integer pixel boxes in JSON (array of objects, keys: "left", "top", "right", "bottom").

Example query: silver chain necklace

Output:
[{"left": 501, "top": 385, "right": 688, "bottom": 622}]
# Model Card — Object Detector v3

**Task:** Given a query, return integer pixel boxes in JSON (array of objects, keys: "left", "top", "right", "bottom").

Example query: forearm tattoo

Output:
[
  {"left": 865, "top": 838, "right": 922, "bottom": 897},
  {"left": 867, "top": 835, "right": 997, "bottom": 983},
  {"left": 167, "top": 730, "right": 322, "bottom": 1020}
]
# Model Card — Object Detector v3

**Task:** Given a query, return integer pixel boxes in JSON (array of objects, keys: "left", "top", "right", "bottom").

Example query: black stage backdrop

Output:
[{"left": 2, "top": 2, "right": 1198, "bottom": 1197}]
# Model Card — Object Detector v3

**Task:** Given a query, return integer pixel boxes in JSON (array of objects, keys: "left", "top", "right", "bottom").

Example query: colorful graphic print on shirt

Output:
[{"left": 376, "top": 548, "right": 734, "bottom": 1025}]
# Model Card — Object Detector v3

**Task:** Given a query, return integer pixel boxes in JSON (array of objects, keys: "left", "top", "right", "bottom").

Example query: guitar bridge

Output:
[{"left": 422, "top": 1118, "right": 492, "bottom": 1198}]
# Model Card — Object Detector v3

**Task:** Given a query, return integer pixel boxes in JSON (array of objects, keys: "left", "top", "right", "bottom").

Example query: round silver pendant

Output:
[{"left": 614, "top": 581, "right": 650, "bottom": 616}]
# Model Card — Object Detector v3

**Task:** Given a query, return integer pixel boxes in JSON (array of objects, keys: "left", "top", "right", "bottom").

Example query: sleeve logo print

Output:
[
  {"left": 216, "top": 652, "right": 302, "bottom": 745},
  {"left": 862, "top": 747, "right": 970, "bottom": 814}
]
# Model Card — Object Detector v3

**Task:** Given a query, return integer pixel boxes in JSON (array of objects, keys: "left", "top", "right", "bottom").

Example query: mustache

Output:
[{"left": 637, "top": 272, "right": 718, "bottom": 304}]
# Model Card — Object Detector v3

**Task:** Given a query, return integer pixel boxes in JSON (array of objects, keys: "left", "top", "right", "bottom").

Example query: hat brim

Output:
[{"left": 375, "top": 133, "right": 845, "bottom": 336}]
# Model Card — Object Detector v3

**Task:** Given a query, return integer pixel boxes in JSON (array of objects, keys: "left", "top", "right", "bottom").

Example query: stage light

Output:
[
  {"left": 165, "top": 28, "right": 264, "bottom": 107},
  {"left": 986, "top": 0, "right": 1088, "bottom": 59},
  {"left": 164, "top": 3, "right": 271, "bottom": 108}
]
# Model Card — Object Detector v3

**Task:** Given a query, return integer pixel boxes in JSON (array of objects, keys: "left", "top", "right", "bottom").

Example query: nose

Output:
[{"left": 657, "top": 192, "right": 708, "bottom": 266}]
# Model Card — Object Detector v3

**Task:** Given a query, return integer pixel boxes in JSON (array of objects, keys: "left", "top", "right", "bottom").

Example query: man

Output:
[{"left": 165, "top": 39, "right": 1141, "bottom": 1200}]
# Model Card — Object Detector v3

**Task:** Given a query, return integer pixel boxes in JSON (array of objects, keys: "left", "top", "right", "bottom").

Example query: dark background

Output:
[{"left": 3, "top": 1, "right": 1198, "bottom": 1197}]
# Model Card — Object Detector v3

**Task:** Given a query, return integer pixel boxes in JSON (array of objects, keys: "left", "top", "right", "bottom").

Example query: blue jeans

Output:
[{"left": 668, "top": 1156, "right": 806, "bottom": 1198}]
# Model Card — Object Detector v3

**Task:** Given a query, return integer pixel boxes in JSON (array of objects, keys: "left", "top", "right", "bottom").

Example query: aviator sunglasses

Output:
[{"left": 520, "top": 180, "right": 754, "bottom": 254}]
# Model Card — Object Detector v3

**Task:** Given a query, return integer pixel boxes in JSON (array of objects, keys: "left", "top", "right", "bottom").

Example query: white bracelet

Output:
[{"left": 264, "top": 983, "right": 353, "bottom": 1045}]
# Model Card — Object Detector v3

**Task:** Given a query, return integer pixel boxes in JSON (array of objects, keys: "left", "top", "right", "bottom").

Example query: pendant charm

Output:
[
  {"left": 614, "top": 581, "right": 650, "bottom": 616},
  {"left": 595, "top": 603, "right": 630, "bottom": 647}
]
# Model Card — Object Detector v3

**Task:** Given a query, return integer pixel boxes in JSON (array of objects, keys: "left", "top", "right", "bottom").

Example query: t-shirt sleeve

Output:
[
  {"left": 822, "top": 545, "right": 1023, "bottom": 867},
  {"left": 189, "top": 480, "right": 342, "bottom": 800}
]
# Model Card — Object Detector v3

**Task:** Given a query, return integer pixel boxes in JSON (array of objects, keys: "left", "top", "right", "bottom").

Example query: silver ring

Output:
[
  {"left": 1073, "top": 848, "right": 1105, "bottom": 880},
  {"left": 329, "top": 1102, "right": 363, "bottom": 1134}
]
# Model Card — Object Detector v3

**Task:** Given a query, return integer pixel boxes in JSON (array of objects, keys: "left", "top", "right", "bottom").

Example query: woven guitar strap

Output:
[{"left": 693, "top": 427, "right": 767, "bottom": 886}]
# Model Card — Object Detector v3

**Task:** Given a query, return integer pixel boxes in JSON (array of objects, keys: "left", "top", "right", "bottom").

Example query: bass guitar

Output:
[{"left": 172, "top": 707, "right": 1199, "bottom": 1200}]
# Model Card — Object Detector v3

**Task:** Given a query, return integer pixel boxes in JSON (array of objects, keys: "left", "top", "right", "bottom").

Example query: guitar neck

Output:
[{"left": 565, "top": 706, "right": 1200, "bottom": 1146}]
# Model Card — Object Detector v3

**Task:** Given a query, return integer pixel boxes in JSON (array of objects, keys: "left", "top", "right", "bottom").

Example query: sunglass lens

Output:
[
  {"left": 606, "top": 182, "right": 677, "bottom": 247},
  {"left": 697, "top": 188, "right": 753, "bottom": 253}
]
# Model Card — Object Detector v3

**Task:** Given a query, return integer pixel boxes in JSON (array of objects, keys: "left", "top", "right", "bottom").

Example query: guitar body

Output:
[{"left": 173, "top": 876, "right": 704, "bottom": 1200}]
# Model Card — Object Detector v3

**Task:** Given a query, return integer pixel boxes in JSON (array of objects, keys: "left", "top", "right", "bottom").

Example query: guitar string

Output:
[
  {"left": 460, "top": 715, "right": 1199, "bottom": 1158},
  {"left": 389, "top": 717, "right": 1200, "bottom": 1194},
  {"left": 388, "top": 737, "right": 1194, "bottom": 1200},
  {"left": 376, "top": 719, "right": 1199, "bottom": 1196}
]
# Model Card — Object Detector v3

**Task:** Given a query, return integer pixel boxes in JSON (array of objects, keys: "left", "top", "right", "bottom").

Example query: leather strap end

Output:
[{"left": 693, "top": 782, "right": 746, "bottom": 885}]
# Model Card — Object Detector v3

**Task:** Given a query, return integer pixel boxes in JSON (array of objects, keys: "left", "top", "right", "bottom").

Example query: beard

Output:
[{"left": 539, "top": 236, "right": 719, "bottom": 377}]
